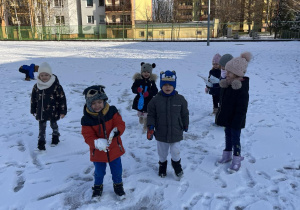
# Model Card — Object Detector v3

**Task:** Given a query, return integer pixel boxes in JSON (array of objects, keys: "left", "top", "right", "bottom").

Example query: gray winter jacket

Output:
[{"left": 147, "top": 91, "right": 189, "bottom": 143}]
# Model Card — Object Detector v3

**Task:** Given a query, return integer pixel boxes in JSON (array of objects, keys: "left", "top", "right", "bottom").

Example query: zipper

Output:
[{"left": 41, "top": 90, "right": 44, "bottom": 120}]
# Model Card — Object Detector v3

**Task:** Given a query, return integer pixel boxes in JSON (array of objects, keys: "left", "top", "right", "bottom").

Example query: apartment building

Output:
[
  {"left": 105, "top": 0, "right": 152, "bottom": 38},
  {"left": 79, "top": 0, "right": 106, "bottom": 36},
  {"left": 173, "top": 0, "right": 215, "bottom": 23}
]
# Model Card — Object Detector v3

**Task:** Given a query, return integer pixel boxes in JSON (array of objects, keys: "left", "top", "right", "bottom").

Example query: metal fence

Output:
[{"left": 0, "top": 23, "right": 299, "bottom": 41}]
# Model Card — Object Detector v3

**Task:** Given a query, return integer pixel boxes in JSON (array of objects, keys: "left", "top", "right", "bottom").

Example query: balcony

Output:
[
  {"left": 105, "top": 5, "right": 131, "bottom": 12},
  {"left": 178, "top": 5, "right": 193, "bottom": 10},
  {"left": 106, "top": 21, "right": 132, "bottom": 26}
]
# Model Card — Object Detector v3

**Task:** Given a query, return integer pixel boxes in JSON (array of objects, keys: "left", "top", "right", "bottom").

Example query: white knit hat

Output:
[
  {"left": 38, "top": 62, "right": 52, "bottom": 76},
  {"left": 225, "top": 52, "right": 252, "bottom": 77}
]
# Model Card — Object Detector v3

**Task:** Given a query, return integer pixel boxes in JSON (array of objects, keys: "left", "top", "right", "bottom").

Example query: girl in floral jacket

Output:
[{"left": 30, "top": 62, "right": 67, "bottom": 150}]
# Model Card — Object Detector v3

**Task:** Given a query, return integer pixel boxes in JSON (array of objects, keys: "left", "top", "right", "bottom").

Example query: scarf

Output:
[{"left": 37, "top": 75, "right": 56, "bottom": 90}]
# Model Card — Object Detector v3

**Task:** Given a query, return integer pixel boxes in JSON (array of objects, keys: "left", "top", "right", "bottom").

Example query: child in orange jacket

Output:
[{"left": 81, "top": 85, "right": 126, "bottom": 200}]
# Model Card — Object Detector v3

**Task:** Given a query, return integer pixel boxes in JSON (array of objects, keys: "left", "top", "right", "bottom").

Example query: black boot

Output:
[
  {"left": 171, "top": 159, "right": 183, "bottom": 178},
  {"left": 92, "top": 184, "right": 103, "bottom": 198},
  {"left": 158, "top": 160, "right": 167, "bottom": 178},
  {"left": 37, "top": 140, "right": 46, "bottom": 150},
  {"left": 51, "top": 135, "right": 60, "bottom": 145},
  {"left": 113, "top": 182, "right": 125, "bottom": 197}
]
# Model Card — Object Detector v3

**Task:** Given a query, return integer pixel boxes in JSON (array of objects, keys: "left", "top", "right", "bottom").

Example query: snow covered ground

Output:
[{"left": 0, "top": 41, "right": 299, "bottom": 210}]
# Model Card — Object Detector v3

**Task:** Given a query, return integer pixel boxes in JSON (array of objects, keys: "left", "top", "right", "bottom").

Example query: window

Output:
[
  {"left": 148, "top": 32, "right": 153, "bottom": 37},
  {"left": 87, "top": 0, "right": 93, "bottom": 7},
  {"left": 55, "top": 16, "right": 65, "bottom": 24},
  {"left": 87, "top": 16, "right": 94, "bottom": 24},
  {"left": 120, "top": 15, "right": 130, "bottom": 23},
  {"left": 99, "top": 15, "right": 105, "bottom": 24},
  {"left": 37, "top": 16, "right": 41, "bottom": 25},
  {"left": 139, "top": 31, "right": 145, "bottom": 37},
  {"left": 54, "top": 0, "right": 64, "bottom": 7},
  {"left": 196, "top": 30, "right": 202, "bottom": 35},
  {"left": 112, "top": 15, "right": 116, "bottom": 23},
  {"left": 99, "top": 0, "right": 104, "bottom": 6},
  {"left": 159, "top": 31, "right": 165, "bottom": 36}
]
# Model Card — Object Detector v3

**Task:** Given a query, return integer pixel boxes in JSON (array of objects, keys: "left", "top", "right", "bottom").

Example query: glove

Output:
[
  {"left": 94, "top": 138, "right": 108, "bottom": 152},
  {"left": 184, "top": 126, "right": 188, "bottom": 132},
  {"left": 147, "top": 125, "right": 154, "bottom": 140},
  {"left": 143, "top": 91, "right": 149, "bottom": 97},
  {"left": 221, "top": 69, "right": 227, "bottom": 79},
  {"left": 108, "top": 127, "right": 119, "bottom": 146},
  {"left": 205, "top": 87, "right": 209, "bottom": 94},
  {"left": 137, "top": 87, "right": 143, "bottom": 93}
]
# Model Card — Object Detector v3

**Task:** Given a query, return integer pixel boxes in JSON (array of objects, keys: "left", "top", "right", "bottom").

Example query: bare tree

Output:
[{"left": 153, "top": 0, "right": 173, "bottom": 22}]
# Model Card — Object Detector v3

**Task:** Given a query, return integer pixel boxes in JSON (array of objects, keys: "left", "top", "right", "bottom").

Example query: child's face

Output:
[
  {"left": 221, "top": 66, "right": 225, "bottom": 70},
  {"left": 91, "top": 99, "right": 104, "bottom": 113},
  {"left": 162, "top": 84, "right": 174, "bottom": 94},
  {"left": 226, "top": 71, "right": 238, "bottom": 83},
  {"left": 212, "top": 63, "right": 219, "bottom": 69},
  {"left": 142, "top": 71, "right": 151, "bottom": 79},
  {"left": 39, "top": 72, "right": 51, "bottom": 82}
]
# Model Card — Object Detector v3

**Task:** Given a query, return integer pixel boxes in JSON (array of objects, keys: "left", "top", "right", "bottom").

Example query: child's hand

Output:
[
  {"left": 143, "top": 91, "right": 149, "bottom": 97},
  {"left": 147, "top": 126, "right": 154, "bottom": 140},
  {"left": 60, "top": 114, "right": 65, "bottom": 119},
  {"left": 205, "top": 87, "right": 209, "bottom": 94},
  {"left": 94, "top": 138, "right": 108, "bottom": 152},
  {"left": 137, "top": 87, "right": 143, "bottom": 93}
]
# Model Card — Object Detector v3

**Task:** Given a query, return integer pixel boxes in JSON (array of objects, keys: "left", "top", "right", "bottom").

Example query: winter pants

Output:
[
  {"left": 19, "top": 67, "right": 29, "bottom": 79},
  {"left": 224, "top": 127, "right": 241, "bottom": 156},
  {"left": 212, "top": 95, "right": 220, "bottom": 108},
  {"left": 157, "top": 141, "right": 181, "bottom": 162},
  {"left": 38, "top": 120, "right": 60, "bottom": 142},
  {"left": 93, "top": 157, "right": 123, "bottom": 185}
]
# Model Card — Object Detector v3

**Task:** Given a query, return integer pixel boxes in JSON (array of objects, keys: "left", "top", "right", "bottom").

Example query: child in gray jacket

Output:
[{"left": 147, "top": 70, "right": 189, "bottom": 179}]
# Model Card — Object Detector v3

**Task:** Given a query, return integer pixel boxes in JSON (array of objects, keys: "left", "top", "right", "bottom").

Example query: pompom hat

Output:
[
  {"left": 212, "top": 53, "right": 221, "bottom": 64},
  {"left": 219, "top": 54, "right": 233, "bottom": 67},
  {"left": 38, "top": 62, "right": 52, "bottom": 76},
  {"left": 141, "top": 62, "right": 156, "bottom": 74},
  {"left": 225, "top": 52, "right": 252, "bottom": 77}
]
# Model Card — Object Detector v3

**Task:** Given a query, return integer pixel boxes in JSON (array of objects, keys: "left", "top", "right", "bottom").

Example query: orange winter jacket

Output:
[{"left": 81, "top": 103, "right": 125, "bottom": 162}]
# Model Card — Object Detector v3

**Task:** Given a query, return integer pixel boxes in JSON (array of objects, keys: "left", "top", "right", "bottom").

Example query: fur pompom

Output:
[
  {"left": 231, "top": 79, "right": 242, "bottom": 90},
  {"left": 240, "top": 52, "right": 252, "bottom": 62},
  {"left": 219, "top": 79, "right": 229, "bottom": 88}
]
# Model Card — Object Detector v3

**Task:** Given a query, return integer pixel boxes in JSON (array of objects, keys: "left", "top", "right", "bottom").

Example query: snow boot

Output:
[
  {"left": 171, "top": 159, "right": 183, "bottom": 178},
  {"left": 217, "top": 150, "right": 232, "bottom": 164},
  {"left": 92, "top": 184, "right": 103, "bottom": 198},
  {"left": 143, "top": 117, "right": 148, "bottom": 131},
  {"left": 51, "top": 135, "right": 60, "bottom": 145},
  {"left": 158, "top": 160, "right": 167, "bottom": 178},
  {"left": 25, "top": 77, "right": 31, "bottom": 81},
  {"left": 228, "top": 155, "right": 244, "bottom": 172},
  {"left": 113, "top": 182, "right": 125, "bottom": 198},
  {"left": 37, "top": 140, "right": 46, "bottom": 150},
  {"left": 139, "top": 117, "right": 143, "bottom": 124}
]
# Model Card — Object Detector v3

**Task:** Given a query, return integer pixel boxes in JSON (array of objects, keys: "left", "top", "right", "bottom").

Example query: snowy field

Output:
[{"left": 0, "top": 41, "right": 299, "bottom": 210}]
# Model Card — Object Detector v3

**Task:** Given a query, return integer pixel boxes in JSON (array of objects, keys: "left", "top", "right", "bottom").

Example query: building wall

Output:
[
  {"left": 80, "top": 0, "right": 106, "bottom": 35},
  {"left": 133, "top": 0, "right": 152, "bottom": 23}
]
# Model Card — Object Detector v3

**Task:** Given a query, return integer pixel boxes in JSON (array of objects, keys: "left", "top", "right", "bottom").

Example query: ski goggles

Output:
[{"left": 86, "top": 86, "right": 106, "bottom": 98}]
